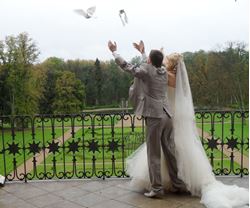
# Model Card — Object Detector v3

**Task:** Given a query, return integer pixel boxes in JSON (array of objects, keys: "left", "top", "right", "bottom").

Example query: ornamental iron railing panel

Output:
[{"left": 0, "top": 111, "right": 248, "bottom": 182}]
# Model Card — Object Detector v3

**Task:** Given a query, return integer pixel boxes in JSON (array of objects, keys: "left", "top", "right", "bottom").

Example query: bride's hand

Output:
[
  {"left": 108, "top": 41, "right": 117, "bottom": 52},
  {"left": 133, "top": 40, "right": 145, "bottom": 54}
]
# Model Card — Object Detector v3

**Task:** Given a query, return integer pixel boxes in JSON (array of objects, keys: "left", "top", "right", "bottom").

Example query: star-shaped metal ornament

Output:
[
  {"left": 47, "top": 140, "right": 60, "bottom": 154},
  {"left": 67, "top": 139, "right": 79, "bottom": 154},
  {"left": 7, "top": 141, "right": 20, "bottom": 156},
  {"left": 206, "top": 137, "right": 219, "bottom": 151},
  {"left": 87, "top": 139, "right": 100, "bottom": 153},
  {"left": 107, "top": 139, "right": 120, "bottom": 153},
  {"left": 226, "top": 137, "right": 239, "bottom": 151},
  {"left": 28, "top": 141, "right": 41, "bottom": 155}
]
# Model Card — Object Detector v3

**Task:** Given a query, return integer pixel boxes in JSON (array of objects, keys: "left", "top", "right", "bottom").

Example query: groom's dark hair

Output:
[{"left": 149, "top": 50, "right": 163, "bottom": 68}]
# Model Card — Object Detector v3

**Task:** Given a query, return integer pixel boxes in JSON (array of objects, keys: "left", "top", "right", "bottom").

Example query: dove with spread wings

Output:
[
  {"left": 74, "top": 6, "right": 96, "bottom": 19},
  {"left": 119, "top": 9, "right": 128, "bottom": 26}
]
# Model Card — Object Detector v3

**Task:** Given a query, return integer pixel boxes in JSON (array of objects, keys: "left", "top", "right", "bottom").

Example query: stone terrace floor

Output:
[{"left": 0, "top": 176, "right": 248, "bottom": 208}]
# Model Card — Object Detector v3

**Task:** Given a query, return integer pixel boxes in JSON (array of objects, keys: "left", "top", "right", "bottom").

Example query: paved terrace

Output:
[{"left": 0, "top": 177, "right": 248, "bottom": 208}]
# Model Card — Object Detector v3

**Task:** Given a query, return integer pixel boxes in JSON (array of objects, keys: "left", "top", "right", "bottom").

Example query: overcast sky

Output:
[{"left": 0, "top": 0, "right": 249, "bottom": 62}]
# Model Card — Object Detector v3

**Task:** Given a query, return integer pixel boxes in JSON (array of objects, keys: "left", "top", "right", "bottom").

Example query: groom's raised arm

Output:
[
  {"left": 133, "top": 40, "right": 147, "bottom": 63},
  {"left": 108, "top": 41, "right": 148, "bottom": 79}
]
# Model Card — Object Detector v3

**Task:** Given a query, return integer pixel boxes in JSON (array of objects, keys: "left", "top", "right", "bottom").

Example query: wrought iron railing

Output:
[
  {"left": 196, "top": 110, "right": 249, "bottom": 176},
  {"left": 0, "top": 110, "right": 248, "bottom": 182}
]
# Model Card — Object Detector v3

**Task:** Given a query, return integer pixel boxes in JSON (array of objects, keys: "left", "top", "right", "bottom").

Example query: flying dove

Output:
[
  {"left": 119, "top": 9, "right": 128, "bottom": 26},
  {"left": 74, "top": 6, "right": 96, "bottom": 19}
]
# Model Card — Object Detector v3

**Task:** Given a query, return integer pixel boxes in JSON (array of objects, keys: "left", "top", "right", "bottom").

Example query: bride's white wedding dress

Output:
[{"left": 126, "top": 57, "right": 249, "bottom": 208}]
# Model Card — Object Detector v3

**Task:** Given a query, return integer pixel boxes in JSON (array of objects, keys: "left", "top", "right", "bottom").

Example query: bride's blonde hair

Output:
[{"left": 163, "top": 53, "right": 183, "bottom": 71}]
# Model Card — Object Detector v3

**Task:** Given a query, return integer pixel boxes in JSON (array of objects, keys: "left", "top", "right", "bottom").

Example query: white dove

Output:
[
  {"left": 119, "top": 9, "right": 128, "bottom": 26},
  {"left": 74, "top": 6, "right": 96, "bottom": 19}
]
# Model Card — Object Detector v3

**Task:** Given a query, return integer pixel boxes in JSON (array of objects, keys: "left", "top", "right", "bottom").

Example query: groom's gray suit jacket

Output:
[{"left": 113, "top": 52, "right": 172, "bottom": 118}]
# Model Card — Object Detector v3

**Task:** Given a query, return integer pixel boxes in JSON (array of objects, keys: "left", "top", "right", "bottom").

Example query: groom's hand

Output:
[
  {"left": 108, "top": 41, "right": 117, "bottom": 52},
  {"left": 133, "top": 40, "right": 145, "bottom": 54}
]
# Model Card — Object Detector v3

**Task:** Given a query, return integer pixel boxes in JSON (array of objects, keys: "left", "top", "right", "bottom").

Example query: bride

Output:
[{"left": 126, "top": 52, "right": 249, "bottom": 208}]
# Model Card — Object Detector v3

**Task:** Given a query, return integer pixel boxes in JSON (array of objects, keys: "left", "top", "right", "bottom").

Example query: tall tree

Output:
[
  {"left": 38, "top": 57, "right": 66, "bottom": 114},
  {"left": 94, "top": 58, "right": 103, "bottom": 105},
  {"left": 0, "top": 32, "right": 40, "bottom": 115},
  {"left": 52, "top": 71, "right": 85, "bottom": 114}
]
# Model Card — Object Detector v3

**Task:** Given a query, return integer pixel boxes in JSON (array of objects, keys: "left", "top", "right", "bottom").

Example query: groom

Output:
[{"left": 108, "top": 40, "right": 186, "bottom": 197}]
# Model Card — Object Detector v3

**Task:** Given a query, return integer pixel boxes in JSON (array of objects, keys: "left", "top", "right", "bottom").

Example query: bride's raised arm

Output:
[
  {"left": 163, "top": 54, "right": 179, "bottom": 88},
  {"left": 167, "top": 71, "right": 176, "bottom": 88}
]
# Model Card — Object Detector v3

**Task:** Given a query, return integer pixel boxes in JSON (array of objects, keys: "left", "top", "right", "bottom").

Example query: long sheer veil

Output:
[
  {"left": 172, "top": 57, "right": 215, "bottom": 195},
  {"left": 172, "top": 56, "right": 249, "bottom": 207}
]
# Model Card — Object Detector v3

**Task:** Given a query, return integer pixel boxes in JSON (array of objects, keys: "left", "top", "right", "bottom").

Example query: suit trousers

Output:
[{"left": 145, "top": 112, "right": 186, "bottom": 192}]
